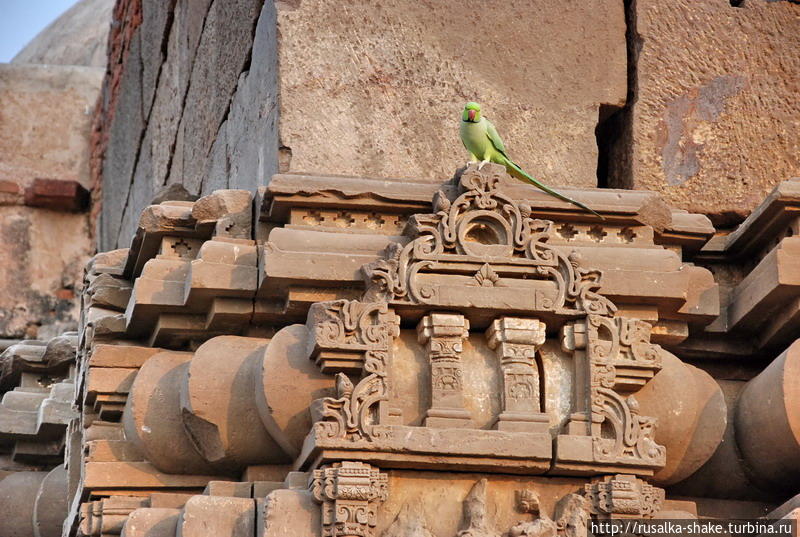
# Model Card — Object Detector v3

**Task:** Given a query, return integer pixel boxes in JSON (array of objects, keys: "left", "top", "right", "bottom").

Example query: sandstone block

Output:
[
  {"left": 121, "top": 508, "right": 181, "bottom": 537},
  {"left": 33, "top": 464, "right": 69, "bottom": 537},
  {"left": 122, "top": 351, "right": 215, "bottom": 475},
  {"left": 0, "top": 206, "right": 90, "bottom": 338},
  {"left": 0, "top": 63, "right": 103, "bottom": 190},
  {"left": 273, "top": 1, "right": 625, "bottom": 187},
  {"left": 178, "top": 495, "right": 255, "bottom": 537},
  {"left": 255, "top": 325, "right": 335, "bottom": 460},
  {"left": 613, "top": 0, "right": 800, "bottom": 225},
  {"left": 83, "top": 461, "right": 222, "bottom": 490},
  {"left": 180, "top": 337, "right": 281, "bottom": 469},
  {"left": 635, "top": 352, "right": 727, "bottom": 486},
  {"left": 260, "top": 489, "right": 318, "bottom": 537},
  {"left": 0, "top": 471, "right": 47, "bottom": 537},
  {"left": 735, "top": 339, "right": 800, "bottom": 493}
]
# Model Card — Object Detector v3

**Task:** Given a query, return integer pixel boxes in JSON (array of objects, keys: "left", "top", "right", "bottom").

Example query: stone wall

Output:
[
  {"left": 94, "top": 0, "right": 630, "bottom": 251},
  {"left": 0, "top": 165, "right": 796, "bottom": 535},
  {"left": 93, "top": 0, "right": 800, "bottom": 251},
  {"left": 0, "top": 64, "right": 103, "bottom": 339},
  {"left": 608, "top": 0, "right": 800, "bottom": 227}
]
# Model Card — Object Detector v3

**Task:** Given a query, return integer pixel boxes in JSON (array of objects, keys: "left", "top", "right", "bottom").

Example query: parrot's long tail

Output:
[{"left": 502, "top": 158, "right": 604, "bottom": 219}]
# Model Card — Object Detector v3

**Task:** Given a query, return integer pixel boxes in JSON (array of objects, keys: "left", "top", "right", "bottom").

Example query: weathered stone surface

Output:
[
  {"left": 167, "top": 0, "right": 263, "bottom": 196},
  {"left": 81, "top": 495, "right": 150, "bottom": 536},
  {"left": 735, "top": 339, "right": 800, "bottom": 493},
  {"left": 120, "top": 508, "right": 180, "bottom": 537},
  {"left": 122, "top": 351, "right": 217, "bottom": 475},
  {"left": 0, "top": 63, "right": 103, "bottom": 189},
  {"left": 11, "top": 0, "right": 114, "bottom": 68},
  {"left": 0, "top": 206, "right": 90, "bottom": 338},
  {"left": 178, "top": 495, "right": 255, "bottom": 537},
  {"left": 97, "top": 0, "right": 627, "bottom": 248},
  {"left": 612, "top": 0, "right": 800, "bottom": 226},
  {"left": 180, "top": 337, "right": 282, "bottom": 469},
  {"left": 0, "top": 471, "right": 47, "bottom": 537},
  {"left": 225, "top": 2, "right": 279, "bottom": 195},
  {"left": 254, "top": 324, "right": 334, "bottom": 455},
  {"left": 275, "top": 1, "right": 625, "bottom": 188},
  {"left": 635, "top": 352, "right": 727, "bottom": 486},
  {"left": 0, "top": 64, "right": 98, "bottom": 338},
  {"left": 261, "top": 489, "right": 318, "bottom": 537},
  {"left": 33, "top": 464, "right": 69, "bottom": 537},
  {"left": 100, "top": 31, "right": 147, "bottom": 251}
]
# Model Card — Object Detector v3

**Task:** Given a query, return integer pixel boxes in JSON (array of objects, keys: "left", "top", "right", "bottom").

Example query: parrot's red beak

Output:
[{"left": 468, "top": 109, "right": 476, "bottom": 121}]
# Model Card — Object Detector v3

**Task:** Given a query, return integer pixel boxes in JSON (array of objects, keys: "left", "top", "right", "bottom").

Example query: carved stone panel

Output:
[
  {"left": 306, "top": 300, "right": 400, "bottom": 374},
  {"left": 555, "top": 316, "right": 666, "bottom": 475},
  {"left": 584, "top": 474, "right": 665, "bottom": 519},
  {"left": 362, "top": 167, "right": 617, "bottom": 318},
  {"left": 311, "top": 462, "right": 389, "bottom": 537},
  {"left": 417, "top": 313, "right": 473, "bottom": 428},
  {"left": 309, "top": 300, "right": 401, "bottom": 442}
]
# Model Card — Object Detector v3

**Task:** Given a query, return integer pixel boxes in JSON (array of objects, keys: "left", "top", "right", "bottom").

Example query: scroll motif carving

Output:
[
  {"left": 307, "top": 300, "right": 400, "bottom": 373},
  {"left": 584, "top": 474, "right": 665, "bottom": 519},
  {"left": 362, "top": 167, "right": 617, "bottom": 316},
  {"left": 311, "top": 462, "right": 389, "bottom": 537},
  {"left": 558, "top": 315, "right": 666, "bottom": 473},
  {"left": 309, "top": 300, "right": 400, "bottom": 442}
]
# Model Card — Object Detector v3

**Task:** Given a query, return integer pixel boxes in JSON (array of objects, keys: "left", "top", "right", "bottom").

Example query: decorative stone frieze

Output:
[
  {"left": 363, "top": 167, "right": 617, "bottom": 318},
  {"left": 10, "top": 166, "right": 800, "bottom": 535},
  {"left": 308, "top": 300, "right": 400, "bottom": 442}
]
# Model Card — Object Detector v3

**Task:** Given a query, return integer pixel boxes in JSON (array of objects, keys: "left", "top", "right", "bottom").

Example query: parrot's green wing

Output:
[{"left": 484, "top": 118, "right": 508, "bottom": 156}]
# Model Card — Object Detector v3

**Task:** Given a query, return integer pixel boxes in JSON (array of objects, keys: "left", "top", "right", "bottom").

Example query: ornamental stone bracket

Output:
[
  {"left": 555, "top": 316, "right": 666, "bottom": 476},
  {"left": 307, "top": 300, "right": 401, "bottom": 443},
  {"left": 310, "top": 461, "right": 389, "bottom": 537}
]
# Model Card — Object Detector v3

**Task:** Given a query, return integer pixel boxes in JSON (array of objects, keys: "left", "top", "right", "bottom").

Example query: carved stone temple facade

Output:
[
  {"left": 2, "top": 162, "right": 800, "bottom": 535},
  {"left": 2, "top": 0, "right": 800, "bottom": 536}
]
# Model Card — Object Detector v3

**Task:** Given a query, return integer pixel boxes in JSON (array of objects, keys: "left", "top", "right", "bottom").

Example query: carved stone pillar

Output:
[
  {"left": 310, "top": 462, "right": 388, "bottom": 537},
  {"left": 417, "top": 313, "right": 473, "bottom": 428},
  {"left": 584, "top": 474, "right": 665, "bottom": 519},
  {"left": 486, "top": 317, "right": 549, "bottom": 432}
]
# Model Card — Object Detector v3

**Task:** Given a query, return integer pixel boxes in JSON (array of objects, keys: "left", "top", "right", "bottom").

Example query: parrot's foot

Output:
[
  {"left": 477, "top": 160, "right": 490, "bottom": 170},
  {"left": 465, "top": 161, "right": 476, "bottom": 169}
]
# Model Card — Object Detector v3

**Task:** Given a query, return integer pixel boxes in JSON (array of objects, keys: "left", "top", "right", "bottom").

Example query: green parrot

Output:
[{"left": 459, "top": 102, "right": 602, "bottom": 218}]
